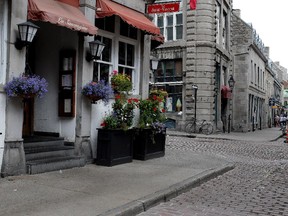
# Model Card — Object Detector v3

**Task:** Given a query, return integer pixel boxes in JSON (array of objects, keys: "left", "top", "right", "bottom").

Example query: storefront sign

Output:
[{"left": 147, "top": 2, "right": 180, "bottom": 14}]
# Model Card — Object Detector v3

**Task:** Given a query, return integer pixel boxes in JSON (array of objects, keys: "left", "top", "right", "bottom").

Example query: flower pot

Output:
[
  {"left": 96, "top": 128, "right": 134, "bottom": 166},
  {"left": 86, "top": 95, "right": 102, "bottom": 103},
  {"left": 133, "top": 128, "right": 166, "bottom": 160}
]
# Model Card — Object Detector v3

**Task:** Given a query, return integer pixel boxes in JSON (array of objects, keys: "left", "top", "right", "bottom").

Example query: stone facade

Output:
[{"left": 153, "top": 0, "right": 234, "bottom": 132}]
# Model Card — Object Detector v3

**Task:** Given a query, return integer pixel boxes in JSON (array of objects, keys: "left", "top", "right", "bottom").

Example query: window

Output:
[
  {"left": 153, "top": 0, "right": 183, "bottom": 41},
  {"left": 216, "top": 3, "right": 220, "bottom": 44},
  {"left": 94, "top": 16, "right": 139, "bottom": 93},
  {"left": 120, "top": 19, "right": 137, "bottom": 40},
  {"left": 118, "top": 41, "right": 135, "bottom": 82},
  {"left": 152, "top": 59, "right": 183, "bottom": 112},
  {"left": 93, "top": 36, "right": 113, "bottom": 83},
  {"left": 95, "top": 16, "right": 115, "bottom": 33},
  {"left": 222, "top": 11, "right": 227, "bottom": 49}
]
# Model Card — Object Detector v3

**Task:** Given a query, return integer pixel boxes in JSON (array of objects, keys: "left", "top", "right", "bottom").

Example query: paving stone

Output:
[{"left": 138, "top": 135, "right": 288, "bottom": 216}]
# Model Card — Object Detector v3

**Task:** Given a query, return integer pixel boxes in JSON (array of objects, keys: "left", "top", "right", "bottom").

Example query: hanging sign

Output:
[{"left": 147, "top": 2, "right": 180, "bottom": 14}]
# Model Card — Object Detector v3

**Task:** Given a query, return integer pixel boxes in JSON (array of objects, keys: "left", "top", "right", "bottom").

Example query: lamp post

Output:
[
  {"left": 227, "top": 75, "right": 235, "bottom": 133},
  {"left": 192, "top": 84, "right": 198, "bottom": 121},
  {"left": 150, "top": 56, "right": 159, "bottom": 88},
  {"left": 86, "top": 40, "right": 106, "bottom": 62}
]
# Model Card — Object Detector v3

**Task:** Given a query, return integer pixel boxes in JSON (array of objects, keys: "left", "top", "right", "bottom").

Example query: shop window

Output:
[
  {"left": 95, "top": 16, "right": 115, "bottom": 33},
  {"left": 152, "top": 59, "right": 183, "bottom": 112}
]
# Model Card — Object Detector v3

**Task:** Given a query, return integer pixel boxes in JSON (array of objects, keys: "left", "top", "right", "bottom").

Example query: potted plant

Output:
[
  {"left": 4, "top": 74, "right": 48, "bottom": 99},
  {"left": 82, "top": 80, "right": 113, "bottom": 103},
  {"left": 111, "top": 70, "right": 132, "bottom": 94},
  {"left": 133, "top": 90, "right": 167, "bottom": 161},
  {"left": 96, "top": 93, "right": 139, "bottom": 166}
]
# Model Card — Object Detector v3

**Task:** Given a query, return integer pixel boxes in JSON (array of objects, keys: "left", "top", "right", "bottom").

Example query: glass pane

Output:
[
  {"left": 118, "top": 42, "right": 126, "bottom": 65},
  {"left": 100, "top": 64, "right": 110, "bottom": 83},
  {"left": 126, "top": 68, "right": 133, "bottom": 80},
  {"left": 176, "top": 14, "right": 183, "bottom": 25},
  {"left": 127, "top": 44, "right": 134, "bottom": 66},
  {"left": 102, "top": 37, "right": 112, "bottom": 62},
  {"left": 129, "top": 26, "right": 137, "bottom": 39},
  {"left": 120, "top": 19, "right": 129, "bottom": 37},
  {"left": 157, "top": 16, "right": 164, "bottom": 27},
  {"left": 176, "top": 26, "right": 182, "bottom": 39},
  {"left": 167, "top": 27, "right": 173, "bottom": 41},
  {"left": 105, "top": 16, "right": 115, "bottom": 33},
  {"left": 166, "top": 15, "right": 173, "bottom": 26}
]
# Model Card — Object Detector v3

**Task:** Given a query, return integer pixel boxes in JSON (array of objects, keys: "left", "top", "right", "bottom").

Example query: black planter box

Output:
[
  {"left": 96, "top": 129, "right": 133, "bottom": 166},
  {"left": 133, "top": 128, "right": 166, "bottom": 160}
]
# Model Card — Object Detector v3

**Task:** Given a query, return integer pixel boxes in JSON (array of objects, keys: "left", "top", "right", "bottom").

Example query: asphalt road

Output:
[{"left": 138, "top": 134, "right": 288, "bottom": 216}]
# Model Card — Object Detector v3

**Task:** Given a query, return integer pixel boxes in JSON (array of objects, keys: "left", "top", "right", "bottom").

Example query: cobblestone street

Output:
[{"left": 138, "top": 134, "right": 288, "bottom": 216}]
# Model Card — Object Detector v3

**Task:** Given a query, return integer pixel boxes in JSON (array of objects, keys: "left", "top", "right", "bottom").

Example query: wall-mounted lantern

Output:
[
  {"left": 228, "top": 75, "right": 236, "bottom": 92},
  {"left": 150, "top": 56, "right": 159, "bottom": 85},
  {"left": 86, "top": 40, "right": 105, "bottom": 62},
  {"left": 15, "top": 21, "right": 39, "bottom": 50}
]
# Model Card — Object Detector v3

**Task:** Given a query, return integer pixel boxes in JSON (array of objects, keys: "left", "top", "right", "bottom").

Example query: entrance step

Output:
[
  {"left": 24, "top": 136, "right": 86, "bottom": 175},
  {"left": 26, "top": 156, "right": 86, "bottom": 175}
]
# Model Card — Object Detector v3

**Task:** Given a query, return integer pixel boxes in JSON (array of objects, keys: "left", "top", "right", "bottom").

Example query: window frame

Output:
[{"left": 93, "top": 16, "right": 140, "bottom": 94}]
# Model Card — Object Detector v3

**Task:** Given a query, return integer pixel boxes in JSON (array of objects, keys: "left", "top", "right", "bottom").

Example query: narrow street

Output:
[{"left": 138, "top": 134, "right": 288, "bottom": 216}]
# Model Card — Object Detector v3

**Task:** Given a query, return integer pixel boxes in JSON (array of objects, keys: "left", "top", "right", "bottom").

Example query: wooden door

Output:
[{"left": 22, "top": 98, "right": 34, "bottom": 137}]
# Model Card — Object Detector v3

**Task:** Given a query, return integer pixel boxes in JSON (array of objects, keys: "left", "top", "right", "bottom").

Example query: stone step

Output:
[
  {"left": 25, "top": 145, "right": 75, "bottom": 161},
  {"left": 24, "top": 136, "right": 65, "bottom": 148},
  {"left": 26, "top": 156, "right": 86, "bottom": 175}
]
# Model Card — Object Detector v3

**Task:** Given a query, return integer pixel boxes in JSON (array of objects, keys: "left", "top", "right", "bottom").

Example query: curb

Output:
[{"left": 97, "top": 163, "right": 235, "bottom": 216}]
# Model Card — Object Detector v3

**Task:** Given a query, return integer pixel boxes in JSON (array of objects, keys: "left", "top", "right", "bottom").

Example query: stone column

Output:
[
  {"left": 74, "top": 0, "right": 96, "bottom": 162},
  {"left": 1, "top": 0, "right": 28, "bottom": 176},
  {"left": 140, "top": 35, "right": 151, "bottom": 99}
]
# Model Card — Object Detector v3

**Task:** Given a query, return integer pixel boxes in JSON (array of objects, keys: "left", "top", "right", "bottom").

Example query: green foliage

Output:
[{"left": 111, "top": 70, "right": 132, "bottom": 93}]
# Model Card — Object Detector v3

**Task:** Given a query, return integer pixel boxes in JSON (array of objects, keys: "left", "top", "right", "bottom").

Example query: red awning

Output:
[
  {"left": 221, "top": 85, "right": 232, "bottom": 99},
  {"left": 96, "top": 0, "right": 160, "bottom": 35},
  {"left": 28, "top": 0, "right": 97, "bottom": 35}
]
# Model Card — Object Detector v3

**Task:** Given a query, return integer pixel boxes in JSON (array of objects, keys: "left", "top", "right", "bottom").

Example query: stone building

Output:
[
  {"left": 152, "top": 0, "right": 234, "bottom": 131},
  {"left": 231, "top": 10, "right": 285, "bottom": 131}
]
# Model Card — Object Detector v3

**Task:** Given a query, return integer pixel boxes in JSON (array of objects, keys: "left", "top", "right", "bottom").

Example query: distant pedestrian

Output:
[{"left": 275, "top": 114, "right": 280, "bottom": 127}]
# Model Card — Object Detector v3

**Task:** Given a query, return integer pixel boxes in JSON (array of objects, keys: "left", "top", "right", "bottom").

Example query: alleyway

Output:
[{"left": 138, "top": 133, "right": 288, "bottom": 215}]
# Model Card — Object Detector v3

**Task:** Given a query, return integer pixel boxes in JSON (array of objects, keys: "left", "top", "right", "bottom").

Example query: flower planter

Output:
[
  {"left": 133, "top": 128, "right": 166, "bottom": 161},
  {"left": 86, "top": 95, "right": 102, "bottom": 103},
  {"left": 96, "top": 129, "right": 134, "bottom": 166}
]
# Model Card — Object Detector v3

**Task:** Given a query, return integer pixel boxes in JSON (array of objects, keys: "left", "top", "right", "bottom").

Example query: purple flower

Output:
[
  {"left": 82, "top": 80, "right": 113, "bottom": 103},
  {"left": 4, "top": 74, "right": 48, "bottom": 98}
]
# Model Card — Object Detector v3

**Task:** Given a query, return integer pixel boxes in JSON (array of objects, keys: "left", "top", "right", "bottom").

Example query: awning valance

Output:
[
  {"left": 28, "top": 0, "right": 97, "bottom": 35},
  {"left": 96, "top": 0, "right": 160, "bottom": 35}
]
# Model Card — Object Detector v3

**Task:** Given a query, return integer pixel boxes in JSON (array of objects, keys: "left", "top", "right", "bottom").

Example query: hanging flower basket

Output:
[
  {"left": 82, "top": 80, "right": 113, "bottom": 104},
  {"left": 4, "top": 74, "right": 48, "bottom": 99},
  {"left": 111, "top": 70, "right": 132, "bottom": 93}
]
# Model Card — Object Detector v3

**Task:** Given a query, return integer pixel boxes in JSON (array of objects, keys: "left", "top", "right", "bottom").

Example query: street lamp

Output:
[
  {"left": 192, "top": 84, "right": 198, "bottom": 121},
  {"left": 86, "top": 40, "right": 106, "bottom": 62},
  {"left": 14, "top": 21, "right": 40, "bottom": 50},
  {"left": 150, "top": 56, "right": 159, "bottom": 86},
  {"left": 228, "top": 75, "right": 236, "bottom": 92}
]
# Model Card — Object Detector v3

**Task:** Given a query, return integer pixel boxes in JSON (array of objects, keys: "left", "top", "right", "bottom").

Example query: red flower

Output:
[
  {"left": 115, "top": 94, "right": 121, "bottom": 100},
  {"left": 100, "top": 121, "right": 106, "bottom": 127},
  {"left": 153, "top": 95, "right": 157, "bottom": 100},
  {"left": 153, "top": 107, "right": 157, "bottom": 112},
  {"left": 162, "top": 109, "right": 165, "bottom": 113}
]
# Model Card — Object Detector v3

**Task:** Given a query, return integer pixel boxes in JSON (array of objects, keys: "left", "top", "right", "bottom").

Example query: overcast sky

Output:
[{"left": 233, "top": 0, "right": 288, "bottom": 69}]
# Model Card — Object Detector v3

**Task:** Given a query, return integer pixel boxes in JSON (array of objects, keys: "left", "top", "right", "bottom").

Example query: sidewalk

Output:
[
  {"left": 0, "top": 128, "right": 280, "bottom": 216},
  {"left": 167, "top": 127, "right": 283, "bottom": 142}
]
